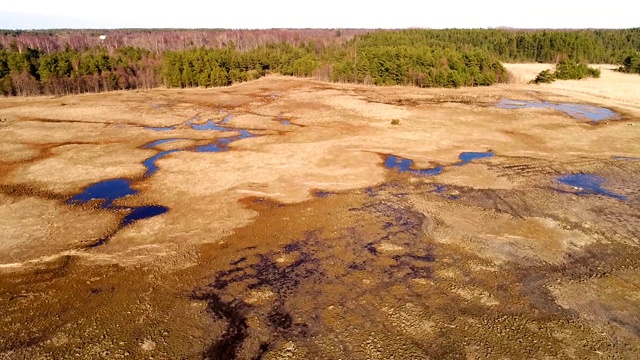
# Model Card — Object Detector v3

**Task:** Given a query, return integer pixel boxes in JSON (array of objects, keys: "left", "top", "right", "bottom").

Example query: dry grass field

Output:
[{"left": 0, "top": 66, "right": 639, "bottom": 359}]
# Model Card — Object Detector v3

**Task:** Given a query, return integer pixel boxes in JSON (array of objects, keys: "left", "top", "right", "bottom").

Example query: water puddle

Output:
[
  {"left": 433, "top": 184, "right": 447, "bottom": 193},
  {"left": 194, "top": 143, "right": 226, "bottom": 153},
  {"left": 277, "top": 114, "right": 293, "bottom": 125},
  {"left": 455, "top": 151, "right": 495, "bottom": 166},
  {"left": 144, "top": 126, "right": 176, "bottom": 131},
  {"left": 143, "top": 149, "right": 181, "bottom": 176},
  {"left": 556, "top": 174, "right": 626, "bottom": 200},
  {"left": 430, "top": 184, "right": 460, "bottom": 200},
  {"left": 612, "top": 156, "right": 639, "bottom": 161},
  {"left": 67, "top": 179, "right": 137, "bottom": 208},
  {"left": 88, "top": 204, "right": 169, "bottom": 247},
  {"left": 184, "top": 116, "right": 199, "bottom": 126},
  {"left": 313, "top": 191, "right": 334, "bottom": 198},
  {"left": 384, "top": 150, "right": 493, "bottom": 177},
  {"left": 142, "top": 138, "right": 179, "bottom": 149},
  {"left": 120, "top": 205, "right": 169, "bottom": 227},
  {"left": 142, "top": 115, "right": 258, "bottom": 173},
  {"left": 195, "top": 129, "right": 256, "bottom": 153},
  {"left": 384, "top": 155, "right": 443, "bottom": 176},
  {"left": 220, "top": 114, "right": 233, "bottom": 124},
  {"left": 67, "top": 179, "right": 169, "bottom": 247},
  {"left": 191, "top": 120, "right": 230, "bottom": 131},
  {"left": 498, "top": 99, "right": 619, "bottom": 122}
]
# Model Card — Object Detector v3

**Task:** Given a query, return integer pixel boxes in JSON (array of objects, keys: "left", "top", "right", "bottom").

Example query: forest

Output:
[{"left": 1, "top": 28, "right": 639, "bottom": 96}]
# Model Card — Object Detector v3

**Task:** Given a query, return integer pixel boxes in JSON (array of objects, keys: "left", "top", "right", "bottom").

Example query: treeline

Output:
[
  {"left": 0, "top": 47, "right": 159, "bottom": 95},
  {"left": 330, "top": 33, "right": 506, "bottom": 87},
  {"left": 161, "top": 42, "right": 506, "bottom": 89},
  {"left": 161, "top": 43, "right": 323, "bottom": 87},
  {"left": 3, "top": 28, "right": 638, "bottom": 63},
  {"left": 0, "top": 36, "right": 508, "bottom": 95},
  {"left": 0, "top": 29, "right": 368, "bottom": 54},
  {"left": 1, "top": 28, "right": 639, "bottom": 96},
  {"left": 353, "top": 29, "right": 640, "bottom": 63}
]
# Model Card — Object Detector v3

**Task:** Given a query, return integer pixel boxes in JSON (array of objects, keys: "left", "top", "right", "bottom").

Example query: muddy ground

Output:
[{"left": 0, "top": 70, "right": 639, "bottom": 359}]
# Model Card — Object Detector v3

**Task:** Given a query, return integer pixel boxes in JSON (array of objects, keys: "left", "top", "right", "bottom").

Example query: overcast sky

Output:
[{"left": 1, "top": 1, "right": 637, "bottom": 29}]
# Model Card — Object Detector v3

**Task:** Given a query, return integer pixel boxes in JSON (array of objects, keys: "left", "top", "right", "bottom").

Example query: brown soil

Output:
[{"left": 1, "top": 70, "right": 639, "bottom": 359}]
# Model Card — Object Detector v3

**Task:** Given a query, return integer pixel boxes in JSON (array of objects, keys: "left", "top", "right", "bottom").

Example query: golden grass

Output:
[
  {"left": 505, "top": 64, "right": 640, "bottom": 108},
  {"left": 1, "top": 74, "right": 640, "bottom": 358},
  {"left": 1, "top": 73, "right": 639, "bottom": 263}
]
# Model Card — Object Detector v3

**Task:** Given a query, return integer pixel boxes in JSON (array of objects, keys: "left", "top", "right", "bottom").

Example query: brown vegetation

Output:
[
  {"left": 0, "top": 70, "right": 639, "bottom": 358},
  {"left": 1, "top": 29, "right": 370, "bottom": 54}
]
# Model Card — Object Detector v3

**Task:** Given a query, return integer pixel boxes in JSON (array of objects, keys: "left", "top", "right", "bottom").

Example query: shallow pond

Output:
[
  {"left": 195, "top": 129, "right": 256, "bottom": 153},
  {"left": 67, "top": 179, "right": 137, "bottom": 208},
  {"left": 277, "top": 114, "right": 292, "bottom": 125},
  {"left": 557, "top": 174, "right": 626, "bottom": 200},
  {"left": 384, "top": 155, "right": 443, "bottom": 176},
  {"left": 194, "top": 143, "right": 226, "bottom": 153},
  {"left": 385, "top": 150, "right": 495, "bottom": 176},
  {"left": 498, "top": 99, "right": 619, "bottom": 122},
  {"left": 143, "top": 115, "right": 257, "bottom": 170},
  {"left": 142, "top": 138, "right": 179, "bottom": 149},
  {"left": 191, "top": 120, "right": 230, "bottom": 131},
  {"left": 456, "top": 151, "right": 495, "bottom": 166},
  {"left": 121, "top": 205, "right": 169, "bottom": 227},
  {"left": 144, "top": 126, "right": 176, "bottom": 131},
  {"left": 67, "top": 178, "right": 169, "bottom": 247},
  {"left": 612, "top": 156, "right": 639, "bottom": 161}
]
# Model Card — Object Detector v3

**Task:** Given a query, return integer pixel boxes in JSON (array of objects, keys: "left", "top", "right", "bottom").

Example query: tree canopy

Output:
[{"left": 1, "top": 28, "right": 638, "bottom": 96}]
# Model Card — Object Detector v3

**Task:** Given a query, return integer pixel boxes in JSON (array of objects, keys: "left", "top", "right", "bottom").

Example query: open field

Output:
[
  {"left": 1, "top": 66, "right": 640, "bottom": 359},
  {"left": 505, "top": 63, "right": 640, "bottom": 107}
]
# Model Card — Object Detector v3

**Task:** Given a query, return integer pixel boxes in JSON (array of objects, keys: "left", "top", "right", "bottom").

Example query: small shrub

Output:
[
  {"left": 555, "top": 59, "right": 598, "bottom": 80},
  {"left": 532, "top": 59, "right": 600, "bottom": 84},
  {"left": 533, "top": 69, "right": 555, "bottom": 84},
  {"left": 391, "top": 119, "right": 400, "bottom": 125}
]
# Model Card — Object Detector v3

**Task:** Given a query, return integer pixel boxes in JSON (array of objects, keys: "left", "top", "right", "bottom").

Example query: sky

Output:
[{"left": 1, "top": 0, "right": 637, "bottom": 29}]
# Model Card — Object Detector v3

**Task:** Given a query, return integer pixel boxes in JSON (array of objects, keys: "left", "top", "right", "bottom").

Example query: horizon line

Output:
[{"left": 3, "top": 26, "right": 639, "bottom": 31}]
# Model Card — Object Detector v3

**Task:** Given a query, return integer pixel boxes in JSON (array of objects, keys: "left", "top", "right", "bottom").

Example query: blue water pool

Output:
[
  {"left": 67, "top": 179, "right": 137, "bottom": 208},
  {"left": 455, "top": 151, "right": 495, "bottom": 166},
  {"left": 142, "top": 138, "right": 179, "bottom": 149},
  {"left": 384, "top": 155, "right": 443, "bottom": 176},
  {"left": 498, "top": 99, "right": 619, "bottom": 122},
  {"left": 121, "top": 205, "right": 169, "bottom": 227},
  {"left": 191, "top": 120, "right": 230, "bottom": 131},
  {"left": 143, "top": 149, "right": 181, "bottom": 177},
  {"left": 557, "top": 174, "right": 626, "bottom": 200}
]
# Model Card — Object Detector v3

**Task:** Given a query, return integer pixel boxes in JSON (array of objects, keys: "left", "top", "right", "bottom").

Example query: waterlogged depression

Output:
[
  {"left": 65, "top": 112, "right": 260, "bottom": 246},
  {"left": 384, "top": 150, "right": 495, "bottom": 177},
  {"left": 556, "top": 173, "right": 627, "bottom": 200},
  {"left": 67, "top": 178, "right": 169, "bottom": 247},
  {"left": 498, "top": 99, "right": 620, "bottom": 122}
]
